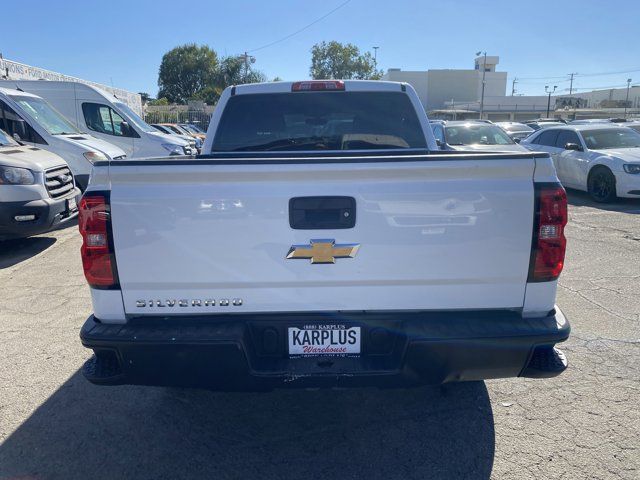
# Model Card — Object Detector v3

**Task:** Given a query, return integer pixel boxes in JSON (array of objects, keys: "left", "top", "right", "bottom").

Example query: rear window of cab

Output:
[{"left": 211, "top": 92, "right": 427, "bottom": 152}]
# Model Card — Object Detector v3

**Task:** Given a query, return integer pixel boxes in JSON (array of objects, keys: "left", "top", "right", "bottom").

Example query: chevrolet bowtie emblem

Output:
[{"left": 286, "top": 239, "right": 360, "bottom": 264}]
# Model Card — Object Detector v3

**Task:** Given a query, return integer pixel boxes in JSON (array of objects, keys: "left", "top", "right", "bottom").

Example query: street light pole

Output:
[
  {"left": 625, "top": 78, "right": 632, "bottom": 118},
  {"left": 545, "top": 85, "right": 557, "bottom": 118},
  {"left": 476, "top": 51, "right": 487, "bottom": 119},
  {"left": 372, "top": 46, "right": 379, "bottom": 70}
]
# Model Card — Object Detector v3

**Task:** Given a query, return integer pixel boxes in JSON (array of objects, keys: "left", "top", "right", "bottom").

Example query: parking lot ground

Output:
[{"left": 0, "top": 191, "right": 638, "bottom": 480}]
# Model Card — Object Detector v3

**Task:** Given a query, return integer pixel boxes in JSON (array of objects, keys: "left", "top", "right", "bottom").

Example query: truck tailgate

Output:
[{"left": 108, "top": 155, "right": 536, "bottom": 315}]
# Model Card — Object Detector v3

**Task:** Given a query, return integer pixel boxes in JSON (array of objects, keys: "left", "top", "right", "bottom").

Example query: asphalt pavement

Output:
[{"left": 0, "top": 191, "right": 638, "bottom": 480}]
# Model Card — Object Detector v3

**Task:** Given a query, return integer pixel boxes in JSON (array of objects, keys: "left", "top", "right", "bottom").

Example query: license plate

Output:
[
  {"left": 67, "top": 197, "right": 77, "bottom": 211},
  {"left": 288, "top": 325, "right": 361, "bottom": 356}
]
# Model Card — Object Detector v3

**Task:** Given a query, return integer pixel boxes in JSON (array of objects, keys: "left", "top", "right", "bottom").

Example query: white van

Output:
[
  {"left": 0, "top": 81, "right": 191, "bottom": 159},
  {"left": 0, "top": 87, "right": 126, "bottom": 190},
  {"left": 0, "top": 128, "right": 81, "bottom": 240}
]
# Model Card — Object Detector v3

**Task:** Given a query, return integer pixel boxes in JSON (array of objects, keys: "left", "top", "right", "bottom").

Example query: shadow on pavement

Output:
[
  {"left": 567, "top": 189, "right": 640, "bottom": 214},
  {"left": 0, "top": 236, "right": 57, "bottom": 269},
  {"left": 0, "top": 371, "right": 495, "bottom": 480}
]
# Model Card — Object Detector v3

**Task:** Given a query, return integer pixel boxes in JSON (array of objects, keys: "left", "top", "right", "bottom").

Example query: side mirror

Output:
[
  {"left": 120, "top": 121, "right": 131, "bottom": 136},
  {"left": 436, "top": 139, "right": 442, "bottom": 147},
  {"left": 12, "top": 119, "right": 27, "bottom": 141},
  {"left": 514, "top": 138, "right": 521, "bottom": 144},
  {"left": 564, "top": 142, "right": 582, "bottom": 151}
]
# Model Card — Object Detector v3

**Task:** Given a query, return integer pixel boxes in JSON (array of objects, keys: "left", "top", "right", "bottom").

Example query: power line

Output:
[
  {"left": 517, "top": 74, "right": 568, "bottom": 80},
  {"left": 578, "top": 67, "right": 640, "bottom": 78},
  {"left": 247, "top": 0, "right": 352, "bottom": 53},
  {"left": 517, "top": 67, "right": 640, "bottom": 82},
  {"left": 517, "top": 79, "right": 570, "bottom": 85},
  {"left": 568, "top": 84, "right": 630, "bottom": 90}
]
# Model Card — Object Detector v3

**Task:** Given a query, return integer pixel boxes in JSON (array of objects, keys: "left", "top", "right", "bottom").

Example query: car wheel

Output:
[{"left": 588, "top": 167, "right": 617, "bottom": 203}]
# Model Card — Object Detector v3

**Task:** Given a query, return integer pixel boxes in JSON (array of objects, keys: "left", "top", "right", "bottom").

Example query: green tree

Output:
[
  {"left": 214, "top": 56, "right": 267, "bottom": 89},
  {"left": 310, "top": 41, "right": 382, "bottom": 80},
  {"left": 158, "top": 44, "right": 218, "bottom": 103},
  {"left": 148, "top": 97, "right": 169, "bottom": 106},
  {"left": 194, "top": 56, "right": 267, "bottom": 104},
  {"left": 138, "top": 92, "right": 151, "bottom": 103}
]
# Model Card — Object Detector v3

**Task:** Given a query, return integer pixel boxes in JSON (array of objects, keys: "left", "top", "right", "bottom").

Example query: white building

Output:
[
  {"left": 0, "top": 56, "right": 142, "bottom": 115},
  {"left": 383, "top": 56, "right": 507, "bottom": 112},
  {"left": 382, "top": 56, "right": 634, "bottom": 121},
  {"left": 556, "top": 86, "right": 640, "bottom": 110}
]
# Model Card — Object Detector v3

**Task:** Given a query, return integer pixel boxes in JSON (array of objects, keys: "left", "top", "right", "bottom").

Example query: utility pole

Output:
[
  {"left": 237, "top": 52, "right": 256, "bottom": 82},
  {"left": 511, "top": 78, "right": 518, "bottom": 96},
  {"left": 476, "top": 51, "right": 487, "bottom": 119},
  {"left": 625, "top": 78, "right": 632, "bottom": 118},
  {"left": 545, "top": 85, "right": 558, "bottom": 118},
  {"left": 568, "top": 73, "right": 577, "bottom": 95},
  {"left": 372, "top": 46, "right": 379, "bottom": 70}
]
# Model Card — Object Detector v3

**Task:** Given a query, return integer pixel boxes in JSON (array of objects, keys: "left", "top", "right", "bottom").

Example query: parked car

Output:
[
  {"left": 78, "top": 80, "right": 570, "bottom": 390},
  {"left": 151, "top": 124, "right": 200, "bottom": 153},
  {"left": 496, "top": 122, "right": 535, "bottom": 141},
  {"left": 431, "top": 120, "right": 528, "bottom": 151},
  {"left": 570, "top": 119, "right": 612, "bottom": 125},
  {"left": 0, "top": 127, "right": 81, "bottom": 241},
  {"left": 528, "top": 118, "right": 568, "bottom": 124},
  {"left": 623, "top": 121, "right": 640, "bottom": 134},
  {"left": 0, "top": 81, "right": 192, "bottom": 159},
  {"left": 521, "top": 124, "right": 640, "bottom": 202},
  {"left": 178, "top": 123, "right": 207, "bottom": 143},
  {"left": 525, "top": 121, "right": 566, "bottom": 131},
  {"left": 0, "top": 87, "right": 126, "bottom": 190}
]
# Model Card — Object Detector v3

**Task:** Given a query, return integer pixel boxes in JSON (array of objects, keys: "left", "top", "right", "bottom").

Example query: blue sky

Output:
[{"left": 2, "top": 0, "right": 638, "bottom": 97}]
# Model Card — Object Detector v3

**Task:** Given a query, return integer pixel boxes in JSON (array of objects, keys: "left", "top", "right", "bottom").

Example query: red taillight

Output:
[
  {"left": 79, "top": 194, "right": 118, "bottom": 288},
  {"left": 291, "top": 81, "right": 345, "bottom": 92},
  {"left": 529, "top": 184, "right": 568, "bottom": 282}
]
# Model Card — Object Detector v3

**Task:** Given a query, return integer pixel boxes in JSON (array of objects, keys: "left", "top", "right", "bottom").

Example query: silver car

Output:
[
  {"left": 496, "top": 122, "right": 535, "bottom": 141},
  {"left": 431, "top": 121, "right": 528, "bottom": 152}
]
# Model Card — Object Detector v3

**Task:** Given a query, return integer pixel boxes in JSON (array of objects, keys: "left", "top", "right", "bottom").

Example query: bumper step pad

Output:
[
  {"left": 520, "top": 346, "right": 568, "bottom": 378},
  {"left": 83, "top": 352, "right": 124, "bottom": 385}
]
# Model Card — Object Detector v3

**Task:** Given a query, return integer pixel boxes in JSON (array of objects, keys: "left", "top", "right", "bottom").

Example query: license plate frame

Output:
[{"left": 288, "top": 325, "right": 361, "bottom": 357}]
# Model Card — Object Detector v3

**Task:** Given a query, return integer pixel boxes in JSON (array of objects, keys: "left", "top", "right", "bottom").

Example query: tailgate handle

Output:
[{"left": 289, "top": 196, "right": 356, "bottom": 230}]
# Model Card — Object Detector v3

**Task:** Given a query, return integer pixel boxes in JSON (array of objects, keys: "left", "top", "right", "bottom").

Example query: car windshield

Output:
[
  {"left": 0, "top": 128, "right": 19, "bottom": 146},
  {"left": 152, "top": 125, "right": 170, "bottom": 134},
  {"left": 212, "top": 92, "right": 427, "bottom": 152},
  {"left": 626, "top": 124, "right": 640, "bottom": 134},
  {"left": 171, "top": 124, "right": 190, "bottom": 135},
  {"left": 444, "top": 124, "right": 514, "bottom": 145},
  {"left": 114, "top": 102, "right": 157, "bottom": 133},
  {"left": 12, "top": 95, "right": 80, "bottom": 135},
  {"left": 582, "top": 128, "right": 640, "bottom": 150},
  {"left": 181, "top": 124, "right": 205, "bottom": 134}
]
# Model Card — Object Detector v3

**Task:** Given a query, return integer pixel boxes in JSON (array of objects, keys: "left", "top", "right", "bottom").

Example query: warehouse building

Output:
[
  {"left": 383, "top": 56, "right": 552, "bottom": 121},
  {"left": 382, "top": 56, "right": 640, "bottom": 121},
  {"left": 383, "top": 56, "right": 506, "bottom": 111}
]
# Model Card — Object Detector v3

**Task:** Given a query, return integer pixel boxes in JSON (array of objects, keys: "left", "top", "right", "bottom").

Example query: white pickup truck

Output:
[{"left": 78, "top": 80, "right": 570, "bottom": 390}]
